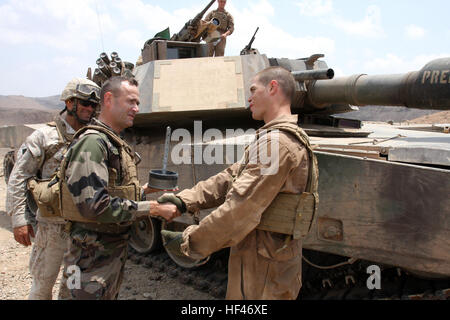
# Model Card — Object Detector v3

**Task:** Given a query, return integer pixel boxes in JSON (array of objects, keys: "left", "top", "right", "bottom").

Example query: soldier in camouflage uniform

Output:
[
  {"left": 6, "top": 78, "right": 100, "bottom": 299},
  {"left": 60, "top": 76, "right": 179, "bottom": 300},
  {"left": 205, "top": 0, "right": 234, "bottom": 57}
]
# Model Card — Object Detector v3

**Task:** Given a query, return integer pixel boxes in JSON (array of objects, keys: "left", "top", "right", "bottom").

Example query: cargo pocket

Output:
[
  {"left": 256, "top": 231, "right": 298, "bottom": 262},
  {"left": 29, "top": 225, "right": 49, "bottom": 276}
]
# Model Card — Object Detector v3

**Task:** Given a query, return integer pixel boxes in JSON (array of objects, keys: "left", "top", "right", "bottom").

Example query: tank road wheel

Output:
[
  {"left": 129, "top": 216, "right": 162, "bottom": 254},
  {"left": 161, "top": 220, "right": 210, "bottom": 269},
  {"left": 3, "top": 150, "right": 15, "bottom": 184}
]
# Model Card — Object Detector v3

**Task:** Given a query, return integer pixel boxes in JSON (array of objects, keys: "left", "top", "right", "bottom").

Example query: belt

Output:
[{"left": 74, "top": 222, "right": 132, "bottom": 234}]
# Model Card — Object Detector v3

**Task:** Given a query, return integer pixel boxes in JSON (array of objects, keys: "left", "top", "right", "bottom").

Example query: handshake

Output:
[
  {"left": 149, "top": 193, "right": 187, "bottom": 222},
  {"left": 149, "top": 192, "right": 186, "bottom": 257}
]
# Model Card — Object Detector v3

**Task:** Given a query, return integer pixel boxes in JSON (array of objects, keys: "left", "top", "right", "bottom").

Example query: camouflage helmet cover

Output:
[{"left": 60, "top": 78, "right": 101, "bottom": 103}]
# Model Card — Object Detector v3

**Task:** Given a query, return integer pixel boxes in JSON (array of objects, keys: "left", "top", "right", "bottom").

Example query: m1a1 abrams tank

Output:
[
  {"left": 119, "top": 30, "right": 450, "bottom": 299},
  {"left": 116, "top": 1, "right": 450, "bottom": 300}
]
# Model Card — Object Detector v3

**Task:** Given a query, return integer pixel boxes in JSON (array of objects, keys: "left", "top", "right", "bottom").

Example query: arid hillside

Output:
[
  {"left": 0, "top": 95, "right": 60, "bottom": 126},
  {"left": 339, "top": 105, "right": 445, "bottom": 123},
  {"left": 0, "top": 94, "right": 447, "bottom": 126}
]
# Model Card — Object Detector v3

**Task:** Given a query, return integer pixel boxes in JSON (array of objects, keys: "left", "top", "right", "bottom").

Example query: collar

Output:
[
  {"left": 215, "top": 8, "right": 229, "bottom": 14},
  {"left": 90, "top": 118, "right": 126, "bottom": 142},
  {"left": 59, "top": 116, "right": 76, "bottom": 134},
  {"left": 259, "top": 114, "right": 298, "bottom": 132},
  {"left": 91, "top": 118, "right": 116, "bottom": 133}
]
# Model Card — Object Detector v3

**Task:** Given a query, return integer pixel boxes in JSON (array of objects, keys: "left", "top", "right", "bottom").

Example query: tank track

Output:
[
  {"left": 127, "top": 247, "right": 450, "bottom": 300},
  {"left": 299, "top": 249, "right": 450, "bottom": 300}
]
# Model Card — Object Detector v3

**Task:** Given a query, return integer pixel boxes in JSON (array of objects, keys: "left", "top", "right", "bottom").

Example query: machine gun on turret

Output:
[
  {"left": 170, "top": 0, "right": 217, "bottom": 43},
  {"left": 240, "top": 27, "right": 260, "bottom": 55}
]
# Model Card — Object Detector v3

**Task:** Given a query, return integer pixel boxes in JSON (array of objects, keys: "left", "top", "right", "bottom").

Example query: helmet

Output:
[{"left": 60, "top": 78, "right": 101, "bottom": 103}]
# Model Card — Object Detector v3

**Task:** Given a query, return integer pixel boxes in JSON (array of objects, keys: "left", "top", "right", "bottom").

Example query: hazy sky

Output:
[{"left": 1, "top": 0, "right": 449, "bottom": 97}]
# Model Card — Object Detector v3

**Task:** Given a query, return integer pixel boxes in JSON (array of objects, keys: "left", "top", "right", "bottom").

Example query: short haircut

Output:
[
  {"left": 256, "top": 66, "right": 296, "bottom": 103},
  {"left": 100, "top": 76, "right": 139, "bottom": 105}
]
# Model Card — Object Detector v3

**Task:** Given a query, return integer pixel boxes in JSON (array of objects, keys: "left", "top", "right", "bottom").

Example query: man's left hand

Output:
[{"left": 161, "top": 230, "right": 185, "bottom": 257}]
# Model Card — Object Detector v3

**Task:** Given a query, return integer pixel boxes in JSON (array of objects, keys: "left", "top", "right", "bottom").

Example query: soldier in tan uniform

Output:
[
  {"left": 205, "top": 0, "right": 234, "bottom": 56},
  {"left": 161, "top": 66, "right": 318, "bottom": 300},
  {"left": 6, "top": 78, "right": 101, "bottom": 299}
]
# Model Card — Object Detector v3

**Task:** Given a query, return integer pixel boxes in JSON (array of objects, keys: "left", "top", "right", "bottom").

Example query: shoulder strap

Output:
[
  {"left": 235, "top": 124, "right": 319, "bottom": 194},
  {"left": 75, "top": 125, "right": 126, "bottom": 149},
  {"left": 58, "top": 125, "right": 121, "bottom": 197},
  {"left": 43, "top": 119, "right": 74, "bottom": 164},
  {"left": 268, "top": 123, "right": 319, "bottom": 195},
  {"left": 48, "top": 118, "right": 74, "bottom": 144}
]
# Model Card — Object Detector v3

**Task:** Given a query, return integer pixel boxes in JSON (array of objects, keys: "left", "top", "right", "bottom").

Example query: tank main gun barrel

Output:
[
  {"left": 307, "top": 58, "right": 450, "bottom": 110},
  {"left": 293, "top": 68, "right": 334, "bottom": 81}
]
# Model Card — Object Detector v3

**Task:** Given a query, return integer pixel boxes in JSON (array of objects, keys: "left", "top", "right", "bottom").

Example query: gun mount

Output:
[
  {"left": 170, "top": 0, "right": 217, "bottom": 43},
  {"left": 141, "top": 0, "right": 222, "bottom": 64},
  {"left": 240, "top": 27, "right": 260, "bottom": 55}
]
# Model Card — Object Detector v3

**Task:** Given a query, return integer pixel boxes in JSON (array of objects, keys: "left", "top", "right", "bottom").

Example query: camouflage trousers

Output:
[
  {"left": 61, "top": 225, "right": 130, "bottom": 300},
  {"left": 208, "top": 37, "right": 227, "bottom": 57},
  {"left": 29, "top": 221, "right": 71, "bottom": 300}
]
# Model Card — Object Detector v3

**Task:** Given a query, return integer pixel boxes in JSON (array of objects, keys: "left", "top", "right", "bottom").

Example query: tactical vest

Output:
[
  {"left": 59, "top": 125, "right": 141, "bottom": 223},
  {"left": 26, "top": 117, "right": 74, "bottom": 218},
  {"left": 236, "top": 123, "right": 319, "bottom": 240}
]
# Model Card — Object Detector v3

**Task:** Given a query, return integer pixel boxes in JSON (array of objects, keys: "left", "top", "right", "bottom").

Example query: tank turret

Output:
[{"left": 131, "top": 53, "right": 449, "bottom": 129}]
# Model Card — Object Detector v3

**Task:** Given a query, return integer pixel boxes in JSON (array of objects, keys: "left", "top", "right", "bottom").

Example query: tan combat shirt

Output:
[
  {"left": 205, "top": 9, "right": 234, "bottom": 35},
  {"left": 6, "top": 117, "right": 74, "bottom": 228},
  {"left": 178, "top": 114, "right": 310, "bottom": 300}
]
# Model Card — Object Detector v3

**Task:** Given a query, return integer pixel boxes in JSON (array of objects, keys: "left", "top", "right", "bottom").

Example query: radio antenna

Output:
[{"left": 95, "top": 1, "right": 105, "bottom": 52}]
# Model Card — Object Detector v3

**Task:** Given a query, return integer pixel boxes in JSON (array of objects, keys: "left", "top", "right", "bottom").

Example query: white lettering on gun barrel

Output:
[{"left": 422, "top": 70, "right": 450, "bottom": 84}]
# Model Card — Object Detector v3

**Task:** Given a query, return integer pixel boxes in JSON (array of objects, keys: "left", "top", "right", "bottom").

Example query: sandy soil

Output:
[
  {"left": 408, "top": 110, "right": 450, "bottom": 124},
  {"left": 0, "top": 148, "right": 214, "bottom": 300}
]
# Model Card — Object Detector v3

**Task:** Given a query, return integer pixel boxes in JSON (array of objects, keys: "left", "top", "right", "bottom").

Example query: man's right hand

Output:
[
  {"left": 13, "top": 225, "right": 34, "bottom": 246},
  {"left": 150, "top": 202, "right": 180, "bottom": 223}
]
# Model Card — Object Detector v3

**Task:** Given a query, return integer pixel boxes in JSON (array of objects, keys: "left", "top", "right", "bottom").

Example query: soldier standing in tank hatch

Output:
[
  {"left": 159, "top": 66, "right": 319, "bottom": 300},
  {"left": 205, "top": 0, "right": 234, "bottom": 57},
  {"left": 6, "top": 78, "right": 101, "bottom": 299},
  {"left": 60, "top": 76, "right": 180, "bottom": 300}
]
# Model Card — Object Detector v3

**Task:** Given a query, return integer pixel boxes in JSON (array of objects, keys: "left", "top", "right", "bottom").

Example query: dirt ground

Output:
[
  {"left": 407, "top": 110, "right": 450, "bottom": 124},
  {"left": 0, "top": 148, "right": 214, "bottom": 300}
]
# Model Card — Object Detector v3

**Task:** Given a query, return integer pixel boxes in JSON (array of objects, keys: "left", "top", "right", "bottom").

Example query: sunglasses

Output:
[{"left": 78, "top": 99, "right": 98, "bottom": 108}]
